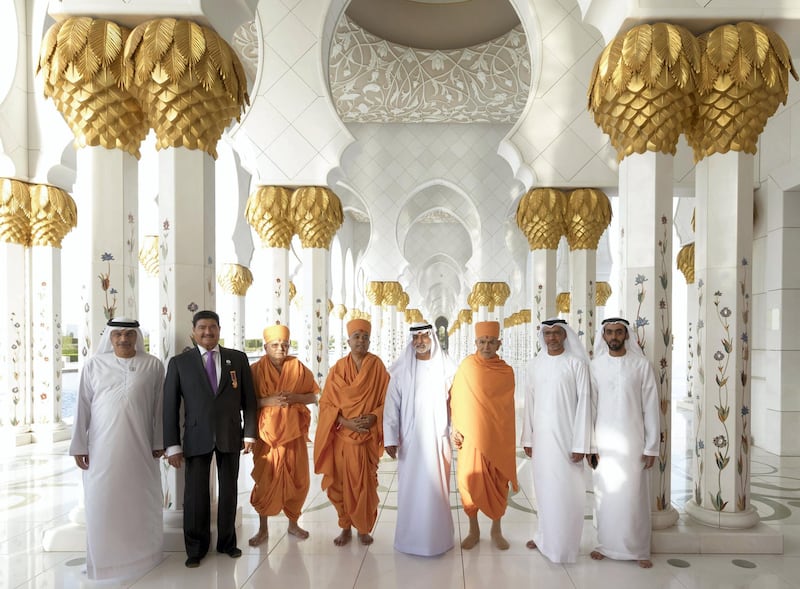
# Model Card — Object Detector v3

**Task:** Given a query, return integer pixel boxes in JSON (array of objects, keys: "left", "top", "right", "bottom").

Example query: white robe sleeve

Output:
[
  {"left": 640, "top": 359, "right": 661, "bottom": 456},
  {"left": 570, "top": 359, "right": 593, "bottom": 454},
  {"left": 588, "top": 365, "right": 599, "bottom": 454},
  {"left": 520, "top": 360, "right": 534, "bottom": 448},
  {"left": 383, "top": 376, "right": 401, "bottom": 447},
  {"left": 69, "top": 362, "right": 94, "bottom": 456}
]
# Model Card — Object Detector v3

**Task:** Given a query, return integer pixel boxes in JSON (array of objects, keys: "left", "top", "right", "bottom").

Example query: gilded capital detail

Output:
[
  {"left": 366, "top": 281, "right": 384, "bottom": 306},
  {"left": 677, "top": 243, "right": 695, "bottom": 285},
  {"left": 217, "top": 263, "right": 254, "bottom": 297},
  {"left": 38, "top": 17, "right": 148, "bottom": 157},
  {"left": 566, "top": 189, "right": 612, "bottom": 250},
  {"left": 382, "top": 281, "right": 404, "bottom": 307},
  {"left": 123, "top": 18, "right": 249, "bottom": 158},
  {"left": 595, "top": 282, "right": 612, "bottom": 306},
  {"left": 290, "top": 187, "right": 343, "bottom": 249},
  {"left": 588, "top": 23, "right": 700, "bottom": 162},
  {"left": 138, "top": 234, "right": 159, "bottom": 277},
  {"left": 516, "top": 188, "right": 567, "bottom": 250},
  {"left": 245, "top": 186, "right": 294, "bottom": 249},
  {"left": 556, "top": 292, "right": 570, "bottom": 314},
  {"left": 491, "top": 282, "right": 511, "bottom": 307},
  {"left": 0, "top": 178, "right": 31, "bottom": 246},
  {"left": 29, "top": 184, "right": 77, "bottom": 248},
  {"left": 689, "top": 22, "right": 798, "bottom": 160}
]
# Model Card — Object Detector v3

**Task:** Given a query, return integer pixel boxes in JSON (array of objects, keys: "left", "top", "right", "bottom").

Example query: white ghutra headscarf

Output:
[
  {"left": 593, "top": 317, "right": 643, "bottom": 359},
  {"left": 95, "top": 317, "right": 146, "bottom": 356},
  {"left": 537, "top": 317, "right": 590, "bottom": 363}
]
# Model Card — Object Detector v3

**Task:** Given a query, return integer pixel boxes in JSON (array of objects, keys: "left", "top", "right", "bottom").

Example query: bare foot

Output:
[
  {"left": 334, "top": 529, "right": 352, "bottom": 546},
  {"left": 638, "top": 559, "right": 653, "bottom": 568},
  {"left": 461, "top": 531, "right": 480, "bottom": 550},
  {"left": 358, "top": 533, "right": 373, "bottom": 545},
  {"left": 491, "top": 532, "right": 510, "bottom": 550},
  {"left": 526, "top": 539, "right": 537, "bottom": 550},
  {"left": 248, "top": 529, "right": 268, "bottom": 547},
  {"left": 288, "top": 521, "right": 309, "bottom": 539},
  {"left": 590, "top": 550, "right": 605, "bottom": 560}
]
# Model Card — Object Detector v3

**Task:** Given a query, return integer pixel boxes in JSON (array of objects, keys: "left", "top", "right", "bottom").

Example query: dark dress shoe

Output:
[
  {"left": 225, "top": 547, "right": 242, "bottom": 558},
  {"left": 185, "top": 556, "right": 202, "bottom": 568}
]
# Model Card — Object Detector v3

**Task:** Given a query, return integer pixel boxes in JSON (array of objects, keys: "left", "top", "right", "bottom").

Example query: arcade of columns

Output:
[{"left": 0, "top": 7, "right": 795, "bottom": 546}]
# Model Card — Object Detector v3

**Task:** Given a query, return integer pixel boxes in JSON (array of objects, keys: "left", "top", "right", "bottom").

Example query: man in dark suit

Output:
[{"left": 164, "top": 310, "right": 257, "bottom": 568}]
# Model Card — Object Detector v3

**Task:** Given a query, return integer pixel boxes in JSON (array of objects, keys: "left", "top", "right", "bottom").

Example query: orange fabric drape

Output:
[
  {"left": 313, "top": 353, "right": 389, "bottom": 533},
  {"left": 450, "top": 353, "right": 518, "bottom": 519},
  {"left": 249, "top": 356, "right": 319, "bottom": 519}
]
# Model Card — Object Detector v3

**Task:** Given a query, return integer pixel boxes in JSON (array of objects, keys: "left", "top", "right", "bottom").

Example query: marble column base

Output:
[
  {"left": 652, "top": 505, "right": 680, "bottom": 529},
  {"left": 652, "top": 513, "right": 782, "bottom": 554},
  {"left": 684, "top": 499, "right": 760, "bottom": 529}
]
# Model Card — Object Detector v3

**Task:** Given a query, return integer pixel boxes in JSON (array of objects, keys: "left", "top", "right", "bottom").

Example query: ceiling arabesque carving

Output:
[{"left": 330, "top": 16, "right": 531, "bottom": 123}]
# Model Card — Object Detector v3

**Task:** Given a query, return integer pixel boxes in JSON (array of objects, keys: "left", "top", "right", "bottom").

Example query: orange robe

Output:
[
  {"left": 249, "top": 355, "right": 319, "bottom": 520},
  {"left": 313, "top": 352, "right": 389, "bottom": 534},
  {"left": 450, "top": 353, "right": 519, "bottom": 519}
]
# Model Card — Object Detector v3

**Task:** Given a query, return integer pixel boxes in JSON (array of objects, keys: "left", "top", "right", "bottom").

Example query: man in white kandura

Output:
[
  {"left": 589, "top": 317, "right": 660, "bottom": 569},
  {"left": 384, "top": 322, "right": 457, "bottom": 556},
  {"left": 521, "top": 318, "right": 593, "bottom": 564},
  {"left": 69, "top": 318, "right": 164, "bottom": 581}
]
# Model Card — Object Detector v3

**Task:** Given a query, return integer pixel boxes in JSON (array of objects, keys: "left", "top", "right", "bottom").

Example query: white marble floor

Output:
[{"left": 4, "top": 407, "right": 800, "bottom": 588}]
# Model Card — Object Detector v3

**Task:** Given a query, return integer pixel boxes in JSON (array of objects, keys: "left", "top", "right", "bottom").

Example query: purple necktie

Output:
[{"left": 205, "top": 350, "right": 217, "bottom": 393}]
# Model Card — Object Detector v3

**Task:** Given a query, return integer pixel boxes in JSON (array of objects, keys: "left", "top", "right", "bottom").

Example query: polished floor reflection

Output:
[{"left": 3, "top": 407, "right": 800, "bottom": 588}]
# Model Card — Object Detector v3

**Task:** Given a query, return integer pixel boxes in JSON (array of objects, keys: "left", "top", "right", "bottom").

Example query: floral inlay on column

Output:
[
  {"left": 737, "top": 258, "right": 751, "bottom": 510},
  {"left": 655, "top": 214, "right": 672, "bottom": 509},
  {"left": 694, "top": 279, "right": 705, "bottom": 506},
  {"left": 633, "top": 274, "right": 649, "bottom": 351},
  {"left": 710, "top": 287, "right": 734, "bottom": 511},
  {"left": 98, "top": 252, "right": 118, "bottom": 320},
  {"left": 160, "top": 218, "right": 172, "bottom": 361}
]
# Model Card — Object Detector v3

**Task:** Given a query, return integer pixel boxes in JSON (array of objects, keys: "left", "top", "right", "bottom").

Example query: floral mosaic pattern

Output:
[
  {"left": 160, "top": 219, "right": 172, "bottom": 361},
  {"left": 330, "top": 17, "right": 530, "bottom": 123},
  {"left": 737, "top": 258, "right": 751, "bottom": 511},
  {"left": 655, "top": 215, "right": 671, "bottom": 511},
  {"left": 694, "top": 278, "right": 705, "bottom": 506},
  {"left": 98, "top": 252, "right": 117, "bottom": 321}
]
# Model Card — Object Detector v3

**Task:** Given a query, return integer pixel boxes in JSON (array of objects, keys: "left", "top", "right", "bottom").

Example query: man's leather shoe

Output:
[
  {"left": 185, "top": 556, "right": 201, "bottom": 568},
  {"left": 225, "top": 547, "right": 242, "bottom": 558}
]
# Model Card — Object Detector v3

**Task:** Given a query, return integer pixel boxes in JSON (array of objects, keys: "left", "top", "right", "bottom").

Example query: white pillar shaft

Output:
[
  {"left": 619, "top": 152, "right": 677, "bottom": 528},
  {"left": 300, "top": 248, "right": 329, "bottom": 387},
  {"left": 262, "top": 248, "right": 290, "bottom": 326},
  {"left": 158, "top": 148, "right": 216, "bottom": 362},
  {"left": 568, "top": 249, "right": 596, "bottom": 356},
  {"left": 0, "top": 242, "right": 27, "bottom": 433},
  {"left": 370, "top": 305, "right": 383, "bottom": 354},
  {"left": 75, "top": 147, "right": 139, "bottom": 352},
  {"left": 687, "top": 151, "right": 757, "bottom": 528},
  {"left": 686, "top": 282, "right": 698, "bottom": 399},
  {"left": 29, "top": 246, "right": 67, "bottom": 435},
  {"left": 530, "top": 249, "right": 557, "bottom": 356},
  {"left": 226, "top": 294, "right": 246, "bottom": 351}
]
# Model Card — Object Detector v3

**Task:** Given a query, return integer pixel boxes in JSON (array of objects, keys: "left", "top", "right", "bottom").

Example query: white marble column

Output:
[
  {"left": 74, "top": 148, "right": 140, "bottom": 350},
  {"left": 158, "top": 148, "right": 216, "bottom": 362},
  {"left": 0, "top": 178, "right": 30, "bottom": 444},
  {"left": 217, "top": 263, "right": 253, "bottom": 351},
  {"left": 619, "top": 152, "right": 679, "bottom": 529},
  {"left": 685, "top": 151, "right": 758, "bottom": 529},
  {"left": 529, "top": 249, "right": 558, "bottom": 356},
  {"left": 567, "top": 249, "right": 597, "bottom": 356}
]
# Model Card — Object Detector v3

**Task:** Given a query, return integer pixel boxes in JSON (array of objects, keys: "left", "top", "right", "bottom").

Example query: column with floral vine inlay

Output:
[
  {"left": 366, "top": 281, "right": 384, "bottom": 358},
  {"left": 292, "top": 186, "right": 343, "bottom": 389},
  {"left": 588, "top": 22, "right": 702, "bottom": 530},
  {"left": 29, "top": 184, "right": 77, "bottom": 442},
  {"left": 123, "top": 17, "right": 249, "bottom": 362},
  {"left": 684, "top": 23, "right": 797, "bottom": 529},
  {"left": 246, "top": 186, "right": 293, "bottom": 333},
  {"left": 0, "top": 179, "right": 30, "bottom": 443},
  {"left": 38, "top": 17, "right": 148, "bottom": 356},
  {"left": 217, "top": 264, "right": 253, "bottom": 351},
  {"left": 565, "top": 189, "right": 610, "bottom": 358},
  {"left": 516, "top": 187, "right": 566, "bottom": 356}
]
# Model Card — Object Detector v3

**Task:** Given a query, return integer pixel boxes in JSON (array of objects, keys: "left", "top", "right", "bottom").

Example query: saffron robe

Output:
[
  {"left": 314, "top": 352, "right": 389, "bottom": 533},
  {"left": 250, "top": 355, "right": 319, "bottom": 520},
  {"left": 450, "top": 353, "right": 518, "bottom": 520},
  {"left": 590, "top": 353, "right": 660, "bottom": 560},
  {"left": 521, "top": 352, "right": 593, "bottom": 563}
]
